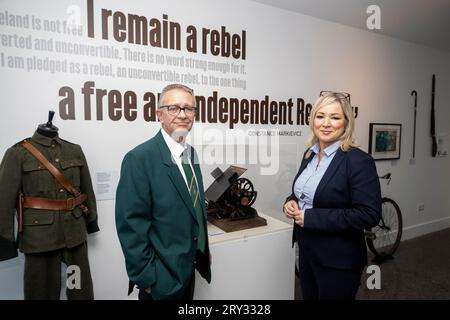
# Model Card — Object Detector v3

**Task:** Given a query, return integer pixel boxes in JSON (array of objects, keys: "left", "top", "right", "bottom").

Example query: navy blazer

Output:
[{"left": 287, "top": 147, "right": 381, "bottom": 269}]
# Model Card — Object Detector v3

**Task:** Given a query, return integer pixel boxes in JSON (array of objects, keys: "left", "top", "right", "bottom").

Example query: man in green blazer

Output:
[{"left": 115, "top": 84, "right": 211, "bottom": 300}]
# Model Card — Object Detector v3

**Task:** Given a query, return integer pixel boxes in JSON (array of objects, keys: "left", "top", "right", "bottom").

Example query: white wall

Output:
[{"left": 1, "top": 0, "right": 449, "bottom": 299}]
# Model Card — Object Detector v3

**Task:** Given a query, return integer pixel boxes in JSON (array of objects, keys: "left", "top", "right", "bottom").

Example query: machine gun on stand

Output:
[{"left": 205, "top": 166, "right": 267, "bottom": 232}]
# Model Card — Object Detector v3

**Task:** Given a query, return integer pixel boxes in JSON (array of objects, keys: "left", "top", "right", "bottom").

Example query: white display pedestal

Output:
[
  {"left": 194, "top": 213, "right": 294, "bottom": 300},
  {"left": 0, "top": 213, "right": 294, "bottom": 300}
]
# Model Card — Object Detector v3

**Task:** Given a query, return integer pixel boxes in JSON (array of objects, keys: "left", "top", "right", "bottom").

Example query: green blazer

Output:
[{"left": 115, "top": 130, "right": 211, "bottom": 299}]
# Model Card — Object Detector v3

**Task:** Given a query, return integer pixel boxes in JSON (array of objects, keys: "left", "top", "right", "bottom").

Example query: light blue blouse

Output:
[{"left": 294, "top": 141, "right": 340, "bottom": 210}]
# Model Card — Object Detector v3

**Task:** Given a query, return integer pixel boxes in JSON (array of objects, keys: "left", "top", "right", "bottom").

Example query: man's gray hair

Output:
[{"left": 158, "top": 84, "right": 195, "bottom": 107}]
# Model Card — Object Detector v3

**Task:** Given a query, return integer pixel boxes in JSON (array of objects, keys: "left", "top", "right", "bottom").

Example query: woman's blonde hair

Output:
[{"left": 305, "top": 92, "right": 358, "bottom": 157}]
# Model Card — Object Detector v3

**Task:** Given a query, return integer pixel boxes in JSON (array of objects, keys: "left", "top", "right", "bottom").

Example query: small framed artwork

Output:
[{"left": 368, "top": 123, "right": 402, "bottom": 160}]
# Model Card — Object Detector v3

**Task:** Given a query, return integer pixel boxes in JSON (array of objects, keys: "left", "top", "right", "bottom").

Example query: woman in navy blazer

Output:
[{"left": 284, "top": 92, "right": 381, "bottom": 300}]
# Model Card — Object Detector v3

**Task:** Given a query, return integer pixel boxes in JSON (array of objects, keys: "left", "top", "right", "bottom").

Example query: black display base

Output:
[{"left": 207, "top": 214, "right": 267, "bottom": 232}]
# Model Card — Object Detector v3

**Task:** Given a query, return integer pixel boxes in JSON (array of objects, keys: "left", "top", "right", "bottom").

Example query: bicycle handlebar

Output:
[{"left": 379, "top": 172, "right": 392, "bottom": 185}]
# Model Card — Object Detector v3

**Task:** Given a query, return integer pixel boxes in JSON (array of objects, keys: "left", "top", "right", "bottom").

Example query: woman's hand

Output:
[
  {"left": 283, "top": 200, "right": 299, "bottom": 219},
  {"left": 293, "top": 210, "right": 305, "bottom": 227},
  {"left": 284, "top": 200, "right": 305, "bottom": 227}
]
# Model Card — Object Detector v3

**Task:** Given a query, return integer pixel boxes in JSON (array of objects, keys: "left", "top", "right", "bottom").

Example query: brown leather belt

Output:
[{"left": 23, "top": 194, "right": 87, "bottom": 211}]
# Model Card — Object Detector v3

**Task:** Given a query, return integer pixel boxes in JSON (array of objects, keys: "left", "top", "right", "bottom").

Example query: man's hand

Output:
[{"left": 144, "top": 287, "right": 151, "bottom": 294}]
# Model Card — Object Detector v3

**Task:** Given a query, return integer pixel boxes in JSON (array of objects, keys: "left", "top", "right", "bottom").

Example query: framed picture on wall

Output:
[{"left": 368, "top": 123, "right": 402, "bottom": 160}]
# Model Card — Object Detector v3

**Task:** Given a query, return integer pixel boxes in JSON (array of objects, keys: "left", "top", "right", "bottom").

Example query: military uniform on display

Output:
[{"left": 0, "top": 130, "right": 99, "bottom": 299}]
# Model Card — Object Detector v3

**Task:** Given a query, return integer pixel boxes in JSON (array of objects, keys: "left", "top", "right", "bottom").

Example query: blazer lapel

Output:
[
  {"left": 155, "top": 131, "right": 196, "bottom": 219},
  {"left": 313, "top": 148, "right": 345, "bottom": 205},
  {"left": 291, "top": 151, "right": 316, "bottom": 194},
  {"left": 299, "top": 152, "right": 315, "bottom": 175}
]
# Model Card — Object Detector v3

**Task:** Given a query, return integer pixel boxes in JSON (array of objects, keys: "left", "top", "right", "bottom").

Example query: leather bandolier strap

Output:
[{"left": 19, "top": 140, "right": 89, "bottom": 214}]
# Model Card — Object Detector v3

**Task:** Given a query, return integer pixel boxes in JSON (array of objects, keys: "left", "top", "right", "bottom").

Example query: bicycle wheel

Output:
[{"left": 366, "top": 197, "right": 403, "bottom": 257}]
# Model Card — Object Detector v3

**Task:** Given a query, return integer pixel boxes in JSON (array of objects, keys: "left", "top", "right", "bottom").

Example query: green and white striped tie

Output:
[{"left": 181, "top": 151, "right": 206, "bottom": 252}]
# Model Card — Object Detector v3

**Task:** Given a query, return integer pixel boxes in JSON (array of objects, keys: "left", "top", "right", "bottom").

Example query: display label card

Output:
[{"left": 95, "top": 171, "right": 119, "bottom": 201}]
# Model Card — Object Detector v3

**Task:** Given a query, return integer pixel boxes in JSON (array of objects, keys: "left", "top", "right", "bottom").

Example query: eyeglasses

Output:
[
  {"left": 320, "top": 91, "right": 351, "bottom": 104},
  {"left": 159, "top": 104, "right": 197, "bottom": 116}
]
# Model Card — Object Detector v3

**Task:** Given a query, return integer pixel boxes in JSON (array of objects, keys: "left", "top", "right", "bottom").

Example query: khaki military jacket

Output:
[{"left": 0, "top": 131, "right": 98, "bottom": 261}]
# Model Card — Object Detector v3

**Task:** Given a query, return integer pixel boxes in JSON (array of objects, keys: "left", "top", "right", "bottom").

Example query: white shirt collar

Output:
[{"left": 161, "top": 128, "right": 187, "bottom": 160}]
